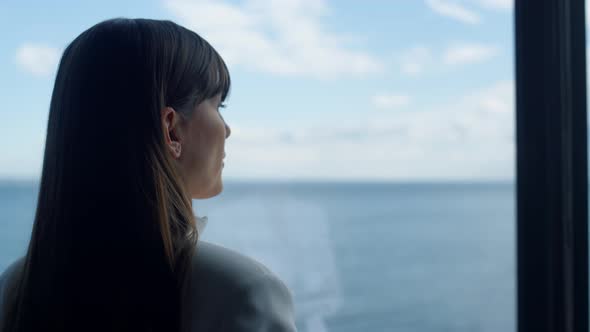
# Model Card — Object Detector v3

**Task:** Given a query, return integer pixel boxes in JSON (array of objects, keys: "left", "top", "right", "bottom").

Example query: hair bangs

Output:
[{"left": 201, "top": 48, "right": 231, "bottom": 102}]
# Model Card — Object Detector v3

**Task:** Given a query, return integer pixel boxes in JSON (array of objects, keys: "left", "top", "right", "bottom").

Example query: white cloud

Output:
[
  {"left": 443, "top": 43, "right": 498, "bottom": 65},
  {"left": 425, "top": 0, "right": 481, "bottom": 24},
  {"left": 222, "top": 80, "right": 515, "bottom": 181},
  {"left": 399, "top": 46, "right": 433, "bottom": 76},
  {"left": 473, "top": 82, "right": 513, "bottom": 115},
  {"left": 426, "top": 0, "right": 513, "bottom": 25},
  {"left": 164, "top": 0, "right": 383, "bottom": 79},
  {"left": 14, "top": 43, "right": 61, "bottom": 77},
  {"left": 371, "top": 94, "right": 411, "bottom": 110},
  {"left": 395, "top": 43, "right": 497, "bottom": 75},
  {"left": 367, "top": 82, "right": 514, "bottom": 148},
  {"left": 478, "top": 0, "right": 512, "bottom": 10},
  {"left": 1, "top": 80, "right": 515, "bottom": 181}
]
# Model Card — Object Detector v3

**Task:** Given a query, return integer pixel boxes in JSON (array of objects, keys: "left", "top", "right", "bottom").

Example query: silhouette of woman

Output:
[{"left": 0, "top": 18, "right": 297, "bottom": 332}]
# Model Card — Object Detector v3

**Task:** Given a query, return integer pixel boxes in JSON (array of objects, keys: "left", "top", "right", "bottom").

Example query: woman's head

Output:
[
  {"left": 162, "top": 91, "right": 231, "bottom": 199},
  {"left": 152, "top": 19, "right": 232, "bottom": 199},
  {"left": 2, "top": 18, "right": 230, "bottom": 332},
  {"left": 113, "top": 18, "right": 232, "bottom": 200}
]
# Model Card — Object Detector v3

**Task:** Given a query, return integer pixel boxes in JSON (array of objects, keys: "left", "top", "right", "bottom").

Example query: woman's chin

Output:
[{"left": 190, "top": 179, "right": 223, "bottom": 199}]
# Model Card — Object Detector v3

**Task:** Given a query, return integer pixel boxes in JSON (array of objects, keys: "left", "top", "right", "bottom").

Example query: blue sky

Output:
[{"left": 0, "top": 0, "right": 515, "bottom": 181}]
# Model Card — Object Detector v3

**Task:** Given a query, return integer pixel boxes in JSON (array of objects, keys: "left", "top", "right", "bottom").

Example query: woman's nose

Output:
[{"left": 225, "top": 123, "right": 231, "bottom": 139}]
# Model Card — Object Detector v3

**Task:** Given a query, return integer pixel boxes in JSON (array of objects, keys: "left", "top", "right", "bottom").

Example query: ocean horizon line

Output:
[{"left": 0, "top": 177, "right": 516, "bottom": 186}]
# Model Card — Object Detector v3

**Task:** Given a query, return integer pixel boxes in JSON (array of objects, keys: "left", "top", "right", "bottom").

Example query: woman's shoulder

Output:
[
  {"left": 1, "top": 245, "right": 296, "bottom": 331},
  {"left": 0, "top": 242, "right": 286, "bottom": 295},
  {"left": 190, "top": 240, "right": 283, "bottom": 292},
  {"left": 0, "top": 242, "right": 283, "bottom": 295},
  {"left": 184, "top": 241, "right": 297, "bottom": 331},
  {"left": 0, "top": 257, "right": 25, "bottom": 283},
  {"left": 0, "top": 257, "right": 25, "bottom": 295},
  {"left": 0, "top": 256, "right": 26, "bottom": 322}
]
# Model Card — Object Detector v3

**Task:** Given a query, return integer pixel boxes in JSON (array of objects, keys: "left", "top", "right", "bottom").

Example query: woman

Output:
[{"left": 0, "top": 18, "right": 297, "bottom": 332}]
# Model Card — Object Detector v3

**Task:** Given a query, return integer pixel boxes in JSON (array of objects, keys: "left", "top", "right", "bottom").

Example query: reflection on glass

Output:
[{"left": 196, "top": 181, "right": 514, "bottom": 331}]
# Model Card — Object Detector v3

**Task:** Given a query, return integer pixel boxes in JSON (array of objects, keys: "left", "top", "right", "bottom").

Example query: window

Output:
[{"left": 10, "top": 1, "right": 584, "bottom": 331}]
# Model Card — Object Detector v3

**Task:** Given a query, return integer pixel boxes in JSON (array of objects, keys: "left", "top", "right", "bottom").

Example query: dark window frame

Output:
[{"left": 515, "top": 1, "right": 588, "bottom": 331}]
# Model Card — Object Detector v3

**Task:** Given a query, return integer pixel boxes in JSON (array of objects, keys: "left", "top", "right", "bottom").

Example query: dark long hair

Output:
[{"left": 1, "top": 18, "right": 230, "bottom": 332}]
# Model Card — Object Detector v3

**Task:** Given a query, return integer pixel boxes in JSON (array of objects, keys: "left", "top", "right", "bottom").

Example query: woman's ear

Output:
[{"left": 161, "top": 106, "right": 182, "bottom": 159}]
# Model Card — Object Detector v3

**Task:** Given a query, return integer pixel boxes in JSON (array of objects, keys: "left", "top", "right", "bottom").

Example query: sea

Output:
[{"left": 0, "top": 180, "right": 515, "bottom": 332}]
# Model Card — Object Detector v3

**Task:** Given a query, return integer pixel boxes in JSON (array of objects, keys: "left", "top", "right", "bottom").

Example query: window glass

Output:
[{"left": 0, "top": 1, "right": 515, "bottom": 331}]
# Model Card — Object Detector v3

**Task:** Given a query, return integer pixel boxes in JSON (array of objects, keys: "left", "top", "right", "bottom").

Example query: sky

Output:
[{"left": 0, "top": 0, "right": 517, "bottom": 182}]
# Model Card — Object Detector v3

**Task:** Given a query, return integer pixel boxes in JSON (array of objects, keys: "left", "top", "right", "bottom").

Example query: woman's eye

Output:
[{"left": 218, "top": 102, "right": 227, "bottom": 109}]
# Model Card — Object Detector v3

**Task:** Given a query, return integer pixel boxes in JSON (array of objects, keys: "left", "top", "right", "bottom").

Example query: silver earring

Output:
[{"left": 170, "top": 143, "right": 181, "bottom": 157}]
